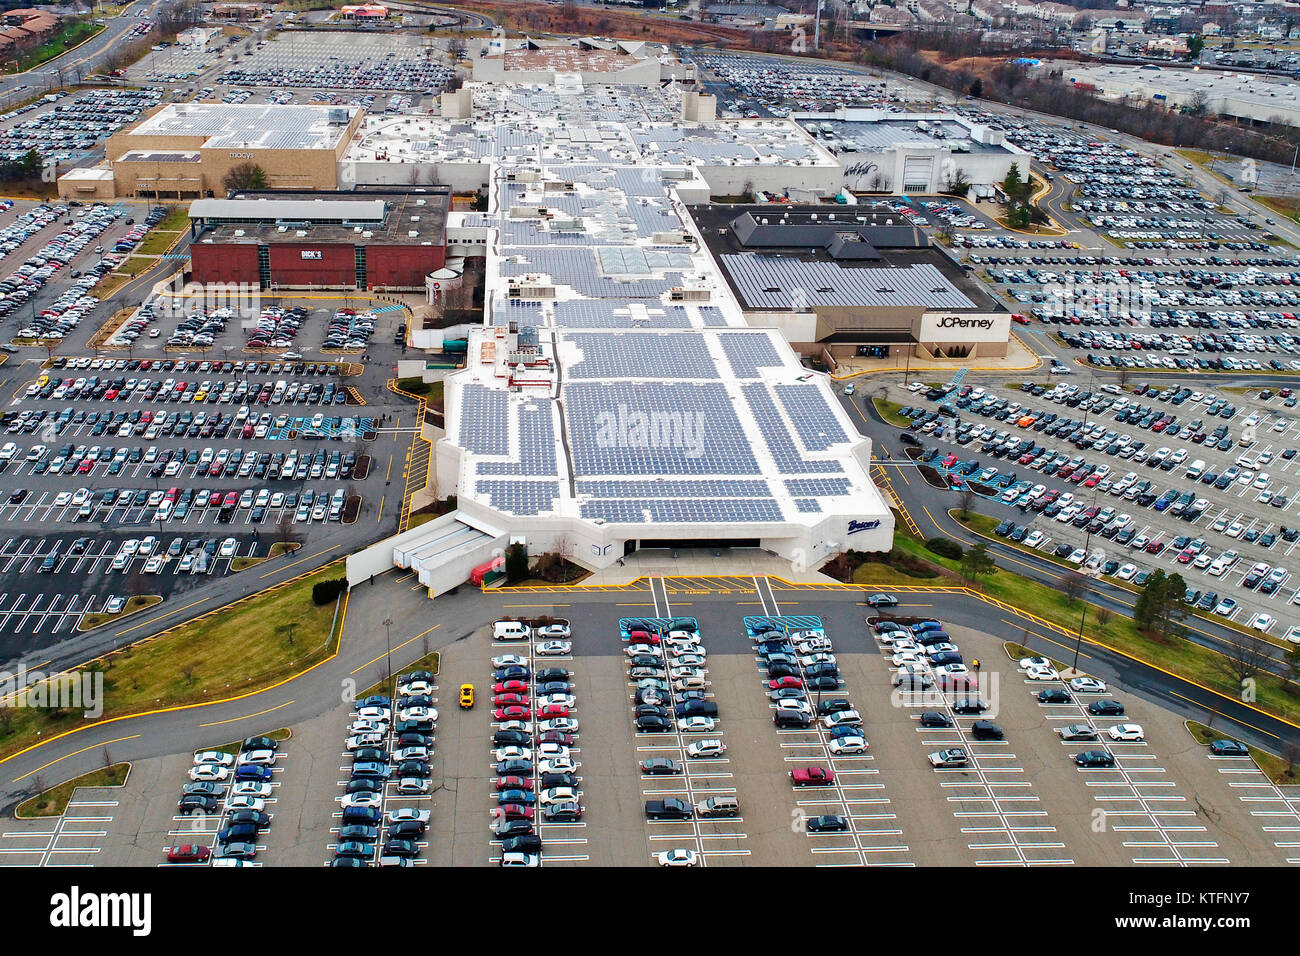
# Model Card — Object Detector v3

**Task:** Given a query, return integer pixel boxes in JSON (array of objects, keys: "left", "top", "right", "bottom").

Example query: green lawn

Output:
[
  {"left": 134, "top": 208, "right": 189, "bottom": 256},
  {"left": 1186, "top": 720, "right": 1300, "bottom": 785},
  {"left": 8, "top": 20, "right": 103, "bottom": 74},
  {"left": 17, "top": 763, "right": 129, "bottom": 817},
  {"left": 872, "top": 396, "right": 911, "bottom": 428},
  {"left": 0, "top": 564, "right": 347, "bottom": 761}
]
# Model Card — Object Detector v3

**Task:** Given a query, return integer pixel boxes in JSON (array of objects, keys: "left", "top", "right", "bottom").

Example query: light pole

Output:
[{"left": 382, "top": 616, "right": 393, "bottom": 681}]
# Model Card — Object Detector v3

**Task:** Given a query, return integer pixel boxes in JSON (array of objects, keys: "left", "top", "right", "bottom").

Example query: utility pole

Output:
[{"left": 814, "top": 0, "right": 823, "bottom": 50}]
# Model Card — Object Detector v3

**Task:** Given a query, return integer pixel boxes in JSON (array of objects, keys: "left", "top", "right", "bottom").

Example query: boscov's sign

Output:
[
  {"left": 848, "top": 519, "right": 882, "bottom": 535},
  {"left": 918, "top": 311, "right": 1011, "bottom": 343}
]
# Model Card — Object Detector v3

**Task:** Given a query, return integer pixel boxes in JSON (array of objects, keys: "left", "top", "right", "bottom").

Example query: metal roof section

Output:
[
  {"left": 190, "top": 197, "right": 387, "bottom": 222},
  {"left": 132, "top": 103, "right": 358, "bottom": 151}
]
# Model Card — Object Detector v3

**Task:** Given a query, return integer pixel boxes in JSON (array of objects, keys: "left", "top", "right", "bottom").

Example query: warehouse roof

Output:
[{"left": 190, "top": 197, "right": 387, "bottom": 223}]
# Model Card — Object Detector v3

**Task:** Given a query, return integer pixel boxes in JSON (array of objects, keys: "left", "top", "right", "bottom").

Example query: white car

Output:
[
  {"left": 225, "top": 795, "right": 265, "bottom": 812},
  {"left": 656, "top": 848, "right": 698, "bottom": 867},
  {"left": 340, "top": 791, "right": 383, "bottom": 809},
  {"left": 822, "top": 709, "right": 861, "bottom": 728},
  {"left": 239, "top": 749, "right": 276, "bottom": 766},
  {"left": 536, "top": 743, "right": 571, "bottom": 761},
  {"left": 356, "top": 705, "right": 391, "bottom": 720},
  {"left": 625, "top": 644, "right": 661, "bottom": 658},
  {"left": 828, "top": 735, "right": 868, "bottom": 756},
  {"left": 677, "top": 716, "right": 716, "bottom": 733},
  {"left": 537, "top": 786, "right": 579, "bottom": 806},
  {"left": 348, "top": 718, "right": 388, "bottom": 735},
  {"left": 397, "top": 679, "right": 434, "bottom": 697},
  {"left": 933, "top": 663, "right": 969, "bottom": 678},
  {"left": 535, "top": 623, "right": 571, "bottom": 639},
  {"left": 1025, "top": 663, "right": 1060, "bottom": 681},
  {"left": 685, "top": 739, "right": 726, "bottom": 759},
  {"left": 188, "top": 764, "right": 231, "bottom": 782},
  {"left": 536, "top": 640, "right": 572, "bottom": 656},
  {"left": 493, "top": 746, "right": 532, "bottom": 762},
  {"left": 397, "top": 706, "right": 436, "bottom": 722},
  {"left": 891, "top": 650, "right": 925, "bottom": 667},
  {"left": 192, "top": 751, "right": 235, "bottom": 767},
  {"left": 492, "top": 655, "right": 528, "bottom": 668},
  {"left": 537, "top": 694, "right": 576, "bottom": 709},
  {"left": 1107, "top": 723, "right": 1145, "bottom": 742},
  {"left": 388, "top": 808, "right": 431, "bottom": 825},
  {"left": 539, "top": 717, "right": 578, "bottom": 733},
  {"left": 1249, "top": 612, "right": 1276, "bottom": 633},
  {"left": 1018, "top": 656, "right": 1052, "bottom": 669},
  {"left": 539, "top": 757, "right": 577, "bottom": 774},
  {"left": 231, "top": 781, "right": 272, "bottom": 798},
  {"left": 1068, "top": 676, "right": 1107, "bottom": 694}
]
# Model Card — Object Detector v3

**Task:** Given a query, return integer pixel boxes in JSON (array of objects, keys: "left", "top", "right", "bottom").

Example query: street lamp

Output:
[{"left": 382, "top": 616, "right": 393, "bottom": 681}]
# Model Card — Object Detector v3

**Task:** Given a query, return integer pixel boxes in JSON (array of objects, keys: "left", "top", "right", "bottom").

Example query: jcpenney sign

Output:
[{"left": 917, "top": 311, "right": 1010, "bottom": 343}]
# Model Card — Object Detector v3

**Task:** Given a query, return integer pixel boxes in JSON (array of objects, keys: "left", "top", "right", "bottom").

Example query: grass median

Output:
[
  {"left": 1186, "top": 720, "right": 1299, "bottom": 785},
  {"left": 872, "top": 396, "right": 912, "bottom": 428},
  {"left": 0, "top": 563, "right": 348, "bottom": 762},
  {"left": 16, "top": 763, "right": 130, "bottom": 818},
  {"left": 891, "top": 530, "right": 1300, "bottom": 731}
]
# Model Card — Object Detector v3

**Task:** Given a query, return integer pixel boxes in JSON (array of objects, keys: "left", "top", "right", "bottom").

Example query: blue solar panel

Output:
[
  {"left": 565, "top": 382, "right": 760, "bottom": 476},
  {"left": 743, "top": 384, "right": 844, "bottom": 474},
  {"left": 564, "top": 332, "right": 719, "bottom": 380},
  {"left": 474, "top": 480, "right": 559, "bottom": 515},
  {"left": 459, "top": 386, "right": 509, "bottom": 455},
  {"left": 774, "top": 383, "right": 848, "bottom": 450},
  {"left": 720, "top": 332, "right": 782, "bottom": 379},
  {"left": 784, "top": 478, "right": 852, "bottom": 497},
  {"left": 794, "top": 498, "right": 822, "bottom": 513},
  {"left": 579, "top": 498, "right": 784, "bottom": 523},
  {"left": 578, "top": 479, "right": 771, "bottom": 497},
  {"left": 477, "top": 400, "right": 558, "bottom": 477}
]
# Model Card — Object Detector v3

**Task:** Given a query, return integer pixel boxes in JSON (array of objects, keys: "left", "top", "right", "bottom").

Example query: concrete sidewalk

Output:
[{"left": 578, "top": 547, "right": 841, "bottom": 586}]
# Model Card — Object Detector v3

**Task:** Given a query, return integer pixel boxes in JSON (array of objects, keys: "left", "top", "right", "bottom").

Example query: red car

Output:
[
  {"left": 492, "top": 693, "right": 528, "bottom": 707},
  {"left": 492, "top": 680, "right": 529, "bottom": 694},
  {"left": 537, "top": 704, "right": 570, "bottom": 719},
  {"left": 768, "top": 676, "right": 803, "bottom": 690},
  {"left": 495, "top": 776, "right": 534, "bottom": 791},
  {"left": 941, "top": 454, "right": 959, "bottom": 468},
  {"left": 627, "top": 630, "right": 659, "bottom": 644},
  {"left": 791, "top": 766, "right": 836, "bottom": 787},
  {"left": 494, "top": 804, "right": 534, "bottom": 821},
  {"left": 166, "top": 844, "right": 211, "bottom": 863},
  {"left": 537, "top": 731, "right": 575, "bottom": 746},
  {"left": 1084, "top": 474, "right": 1101, "bottom": 488},
  {"left": 492, "top": 706, "right": 531, "bottom": 721},
  {"left": 1177, "top": 549, "right": 1197, "bottom": 565}
]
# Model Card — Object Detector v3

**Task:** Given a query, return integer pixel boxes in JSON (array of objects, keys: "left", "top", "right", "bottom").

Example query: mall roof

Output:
[{"left": 130, "top": 103, "right": 357, "bottom": 151}]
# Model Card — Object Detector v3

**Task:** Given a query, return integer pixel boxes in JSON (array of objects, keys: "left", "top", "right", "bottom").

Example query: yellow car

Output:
[{"left": 458, "top": 683, "right": 475, "bottom": 709}]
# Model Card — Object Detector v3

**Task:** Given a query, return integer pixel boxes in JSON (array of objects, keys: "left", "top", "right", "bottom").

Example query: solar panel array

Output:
[
  {"left": 477, "top": 400, "right": 558, "bottom": 477},
  {"left": 794, "top": 499, "right": 822, "bottom": 513},
  {"left": 499, "top": 247, "right": 680, "bottom": 298},
  {"left": 578, "top": 479, "right": 771, "bottom": 497},
  {"left": 475, "top": 480, "right": 560, "bottom": 516},
  {"left": 699, "top": 306, "right": 729, "bottom": 327},
  {"left": 784, "top": 477, "right": 853, "bottom": 497},
  {"left": 743, "top": 383, "right": 844, "bottom": 474},
  {"left": 579, "top": 497, "right": 784, "bottom": 523},
  {"left": 720, "top": 332, "right": 783, "bottom": 379},
  {"left": 458, "top": 385, "right": 509, "bottom": 455},
  {"left": 774, "top": 383, "right": 848, "bottom": 450},
  {"left": 565, "top": 382, "right": 760, "bottom": 475},
  {"left": 564, "top": 332, "right": 719, "bottom": 380},
  {"left": 719, "top": 257, "right": 975, "bottom": 310}
]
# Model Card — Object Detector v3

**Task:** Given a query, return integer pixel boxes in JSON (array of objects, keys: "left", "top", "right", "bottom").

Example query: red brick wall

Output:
[
  {"left": 190, "top": 242, "right": 259, "bottom": 285},
  {"left": 364, "top": 244, "right": 446, "bottom": 290},
  {"left": 266, "top": 243, "right": 356, "bottom": 287}
]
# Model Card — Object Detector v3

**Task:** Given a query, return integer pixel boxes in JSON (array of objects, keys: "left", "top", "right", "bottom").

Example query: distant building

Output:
[
  {"left": 0, "top": 8, "right": 61, "bottom": 62},
  {"left": 339, "top": 4, "right": 389, "bottom": 20}
]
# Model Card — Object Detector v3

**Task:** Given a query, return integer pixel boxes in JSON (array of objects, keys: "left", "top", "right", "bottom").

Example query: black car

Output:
[
  {"left": 806, "top": 814, "right": 849, "bottom": 833},
  {"left": 382, "top": 839, "right": 419, "bottom": 858},
  {"left": 387, "top": 821, "right": 426, "bottom": 840},
  {"left": 952, "top": 698, "right": 989, "bottom": 714},
  {"left": 226, "top": 809, "right": 270, "bottom": 829},
  {"left": 1209, "top": 739, "right": 1250, "bottom": 757},
  {"left": 674, "top": 700, "right": 718, "bottom": 718},
  {"left": 1088, "top": 699, "right": 1125, "bottom": 717},
  {"left": 493, "top": 819, "right": 534, "bottom": 839},
  {"left": 640, "top": 757, "right": 682, "bottom": 775},
  {"left": 217, "top": 823, "right": 260, "bottom": 844},
  {"left": 919, "top": 711, "right": 953, "bottom": 728},
  {"left": 177, "top": 795, "right": 219, "bottom": 815},
  {"left": 1037, "top": 688, "right": 1072, "bottom": 704},
  {"left": 1074, "top": 750, "right": 1116, "bottom": 768},
  {"left": 816, "top": 697, "right": 853, "bottom": 716},
  {"left": 636, "top": 715, "right": 671, "bottom": 733},
  {"left": 971, "top": 720, "right": 1004, "bottom": 740}
]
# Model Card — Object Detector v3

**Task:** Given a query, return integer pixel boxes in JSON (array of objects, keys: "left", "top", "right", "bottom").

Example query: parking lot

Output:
[
  {"left": 0, "top": 354, "right": 375, "bottom": 652},
  {"left": 214, "top": 31, "right": 450, "bottom": 94},
  {"left": 4, "top": 580, "right": 1291, "bottom": 868},
  {"left": 0, "top": 88, "right": 162, "bottom": 166},
  {"left": 888, "top": 375, "right": 1300, "bottom": 636}
]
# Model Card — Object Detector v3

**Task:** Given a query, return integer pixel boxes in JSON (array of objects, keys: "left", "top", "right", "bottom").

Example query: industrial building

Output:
[
  {"left": 691, "top": 204, "right": 1010, "bottom": 361},
  {"left": 188, "top": 188, "right": 450, "bottom": 291},
  {"left": 59, "top": 103, "right": 362, "bottom": 200}
]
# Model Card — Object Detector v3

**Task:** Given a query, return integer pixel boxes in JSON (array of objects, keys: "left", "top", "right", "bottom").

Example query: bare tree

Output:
[
  {"left": 958, "top": 486, "right": 976, "bottom": 519},
  {"left": 1212, "top": 633, "right": 1275, "bottom": 700},
  {"left": 1095, "top": 605, "right": 1113, "bottom": 634},
  {"left": 1057, "top": 570, "right": 1087, "bottom": 606}
]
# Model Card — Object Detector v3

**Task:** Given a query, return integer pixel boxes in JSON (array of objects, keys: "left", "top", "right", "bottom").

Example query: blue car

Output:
[
  {"left": 338, "top": 825, "right": 379, "bottom": 842},
  {"left": 334, "top": 841, "right": 372, "bottom": 858},
  {"left": 497, "top": 789, "right": 536, "bottom": 805},
  {"left": 493, "top": 666, "right": 530, "bottom": 681},
  {"left": 234, "top": 763, "right": 273, "bottom": 782},
  {"left": 358, "top": 695, "right": 391, "bottom": 708},
  {"left": 350, "top": 761, "right": 392, "bottom": 780}
]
